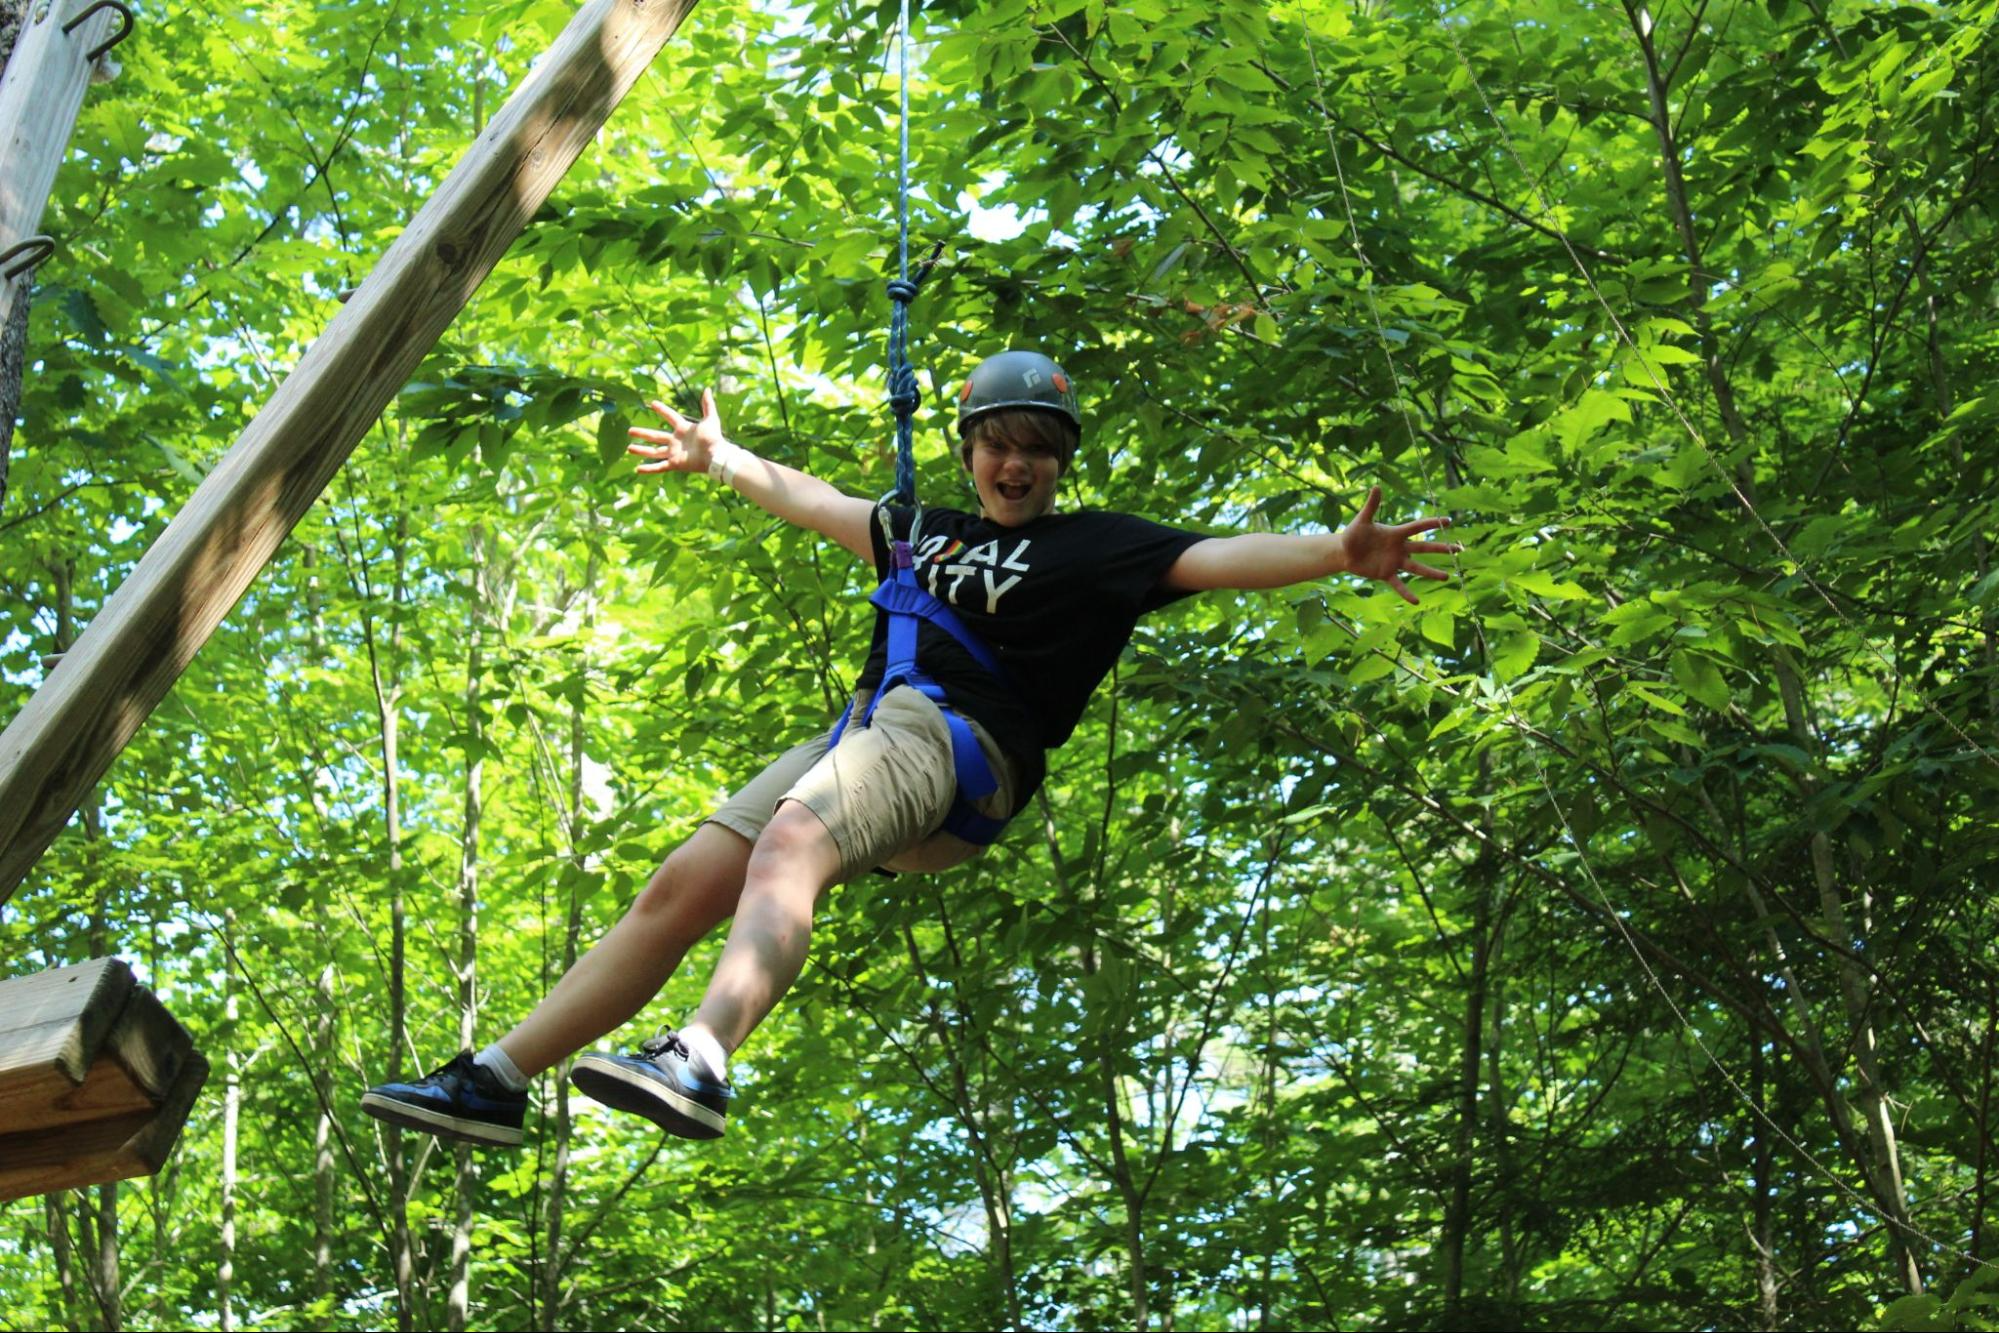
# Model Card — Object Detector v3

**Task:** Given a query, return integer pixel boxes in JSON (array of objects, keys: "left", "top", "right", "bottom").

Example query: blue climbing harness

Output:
[
  {"left": 825, "top": 0, "right": 1011, "bottom": 848},
  {"left": 827, "top": 511, "right": 1012, "bottom": 846}
]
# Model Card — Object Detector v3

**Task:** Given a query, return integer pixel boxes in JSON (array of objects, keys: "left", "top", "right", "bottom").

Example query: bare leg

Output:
[
  {"left": 684, "top": 800, "right": 844, "bottom": 1055},
  {"left": 495, "top": 822, "right": 751, "bottom": 1078}
]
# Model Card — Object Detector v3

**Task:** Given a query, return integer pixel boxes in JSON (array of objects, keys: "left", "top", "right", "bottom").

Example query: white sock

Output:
[
  {"left": 676, "top": 1024, "right": 729, "bottom": 1082},
  {"left": 473, "top": 1043, "right": 529, "bottom": 1093}
]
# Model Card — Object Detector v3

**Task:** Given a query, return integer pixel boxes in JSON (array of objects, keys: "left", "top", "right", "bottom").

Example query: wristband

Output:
[{"left": 707, "top": 439, "right": 753, "bottom": 487}]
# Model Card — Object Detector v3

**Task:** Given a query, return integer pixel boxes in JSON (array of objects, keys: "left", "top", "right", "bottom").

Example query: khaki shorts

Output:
[{"left": 705, "top": 686, "right": 1020, "bottom": 882}]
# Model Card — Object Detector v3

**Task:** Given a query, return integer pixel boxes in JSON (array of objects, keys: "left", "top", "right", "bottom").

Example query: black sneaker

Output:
[
  {"left": 360, "top": 1052, "right": 526, "bottom": 1147},
  {"left": 570, "top": 1031, "right": 730, "bottom": 1140}
]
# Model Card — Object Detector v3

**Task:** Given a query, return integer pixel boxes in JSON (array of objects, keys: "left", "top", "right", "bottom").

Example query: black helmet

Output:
[{"left": 955, "top": 350, "right": 1081, "bottom": 438}]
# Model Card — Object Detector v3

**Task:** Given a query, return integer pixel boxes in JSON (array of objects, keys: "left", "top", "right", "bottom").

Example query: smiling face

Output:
[{"left": 960, "top": 410, "right": 1078, "bottom": 528}]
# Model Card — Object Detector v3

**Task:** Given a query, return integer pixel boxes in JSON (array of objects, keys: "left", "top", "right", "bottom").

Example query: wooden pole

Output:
[
  {"left": 0, "top": 0, "right": 125, "bottom": 509},
  {"left": 0, "top": 0, "right": 122, "bottom": 307},
  {"left": 0, "top": 0, "right": 701, "bottom": 902}
]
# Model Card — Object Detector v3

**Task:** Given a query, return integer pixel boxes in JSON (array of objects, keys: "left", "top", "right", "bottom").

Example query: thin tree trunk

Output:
[
  {"left": 384, "top": 683, "right": 415, "bottom": 1331},
  {"left": 449, "top": 129, "right": 495, "bottom": 1333},
  {"left": 295, "top": 543, "right": 341, "bottom": 1306},
  {"left": 446, "top": 1066, "right": 475, "bottom": 1318},
  {"left": 44, "top": 1192, "right": 80, "bottom": 1333},
  {"left": 78, "top": 684, "right": 119, "bottom": 1333},
  {"left": 1441, "top": 873, "right": 1491, "bottom": 1319},
  {"left": 355, "top": 497, "right": 418, "bottom": 1329},
  {"left": 38, "top": 561, "right": 84, "bottom": 1333},
  {"left": 218, "top": 943, "right": 240, "bottom": 1333},
  {"left": 539, "top": 539, "right": 597, "bottom": 1331},
  {"left": 1443, "top": 752, "right": 1501, "bottom": 1318},
  {"left": 537, "top": 894, "right": 579, "bottom": 1333},
  {"left": 447, "top": 528, "right": 487, "bottom": 1333},
  {"left": 1752, "top": 1038, "right": 1780, "bottom": 1331},
  {"left": 990, "top": 1166, "right": 1018, "bottom": 1331},
  {"left": 313, "top": 958, "right": 338, "bottom": 1305},
  {"left": 1485, "top": 897, "right": 1521, "bottom": 1304},
  {"left": 452, "top": 129, "right": 494, "bottom": 1333},
  {"left": 91, "top": 1181, "right": 120, "bottom": 1332},
  {"left": 382, "top": 745, "right": 418, "bottom": 1327},
  {"left": 1972, "top": 972, "right": 1997, "bottom": 1262},
  {"left": 1255, "top": 889, "right": 1279, "bottom": 1331},
  {"left": 1084, "top": 929, "right": 1148, "bottom": 1331}
]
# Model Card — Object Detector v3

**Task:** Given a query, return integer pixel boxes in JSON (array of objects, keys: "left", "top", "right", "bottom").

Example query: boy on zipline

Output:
[{"left": 361, "top": 350, "right": 1459, "bottom": 1146}]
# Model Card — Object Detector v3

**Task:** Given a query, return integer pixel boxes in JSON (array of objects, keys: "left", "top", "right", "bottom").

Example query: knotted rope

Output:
[{"left": 884, "top": 0, "right": 943, "bottom": 506}]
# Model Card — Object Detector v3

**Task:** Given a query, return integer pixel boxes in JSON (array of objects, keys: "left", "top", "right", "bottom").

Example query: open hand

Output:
[
  {"left": 627, "top": 388, "right": 726, "bottom": 475},
  {"left": 1339, "top": 485, "right": 1462, "bottom": 605}
]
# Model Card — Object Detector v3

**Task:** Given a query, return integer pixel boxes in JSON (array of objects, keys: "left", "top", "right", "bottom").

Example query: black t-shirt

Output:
[{"left": 856, "top": 503, "right": 1207, "bottom": 802}]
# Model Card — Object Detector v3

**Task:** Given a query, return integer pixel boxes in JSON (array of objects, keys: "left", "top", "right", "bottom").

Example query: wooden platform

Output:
[{"left": 0, "top": 958, "right": 209, "bottom": 1200}]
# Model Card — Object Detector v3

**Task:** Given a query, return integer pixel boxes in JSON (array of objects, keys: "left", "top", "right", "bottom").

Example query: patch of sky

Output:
[
  {"left": 0, "top": 628, "right": 43, "bottom": 686},
  {"left": 961, "top": 190, "right": 1029, "bottom": 243}
]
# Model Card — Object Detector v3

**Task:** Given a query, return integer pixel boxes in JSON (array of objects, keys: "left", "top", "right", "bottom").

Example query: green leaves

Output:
[
  {"left": 595, "top": 410, "right": 630, "bottom": 467},
  {"left": 1669, "top": 650, "right": 1730, "bottom": 712},
  {"left": 4, "top": 0, "right": 1998, "bottom": 1328},
  {"left": 1553, "top": 389, "right": 1633, "bottom": 452}
]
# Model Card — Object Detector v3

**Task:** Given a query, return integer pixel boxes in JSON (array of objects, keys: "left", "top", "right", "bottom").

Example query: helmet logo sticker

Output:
[
  {"left": 1052, "top": 372, "right": 1070, "bottom": 394},
  {"left": 960, "top": 380, "right": 973, "bottom": 401},
  {"left": 1022, "top": 369, "right": 1043, "bottom": 388}
]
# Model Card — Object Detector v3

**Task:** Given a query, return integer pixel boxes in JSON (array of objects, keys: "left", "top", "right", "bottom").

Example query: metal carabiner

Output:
[{"left": 873, "top": 494, "right": 925, "bottom": 570}]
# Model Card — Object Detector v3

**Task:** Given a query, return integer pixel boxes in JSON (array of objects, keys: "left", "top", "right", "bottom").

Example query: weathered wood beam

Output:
[
  {"left": 0, "top": 956, "right": 197, "bottom": 1134},
  {"left": 0, "top": 0, "right": 123, "bottom": 308},
  {"left": 0, "top": 0, "right": 701, "bottom": 902},
  {"left": 0, "top": 1051, "right": 210, "bottom": 1200},
  {"left": 0, "top": 957, "right": 139, "bottom": 1095},
  {"left": 0, "top": 956, "right": 208, "bottom": 1200}
]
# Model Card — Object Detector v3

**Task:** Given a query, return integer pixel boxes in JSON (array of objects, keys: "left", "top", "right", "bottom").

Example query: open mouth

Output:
[{"left": 997, "top": 481, "right": 1032, "bottom": 502}]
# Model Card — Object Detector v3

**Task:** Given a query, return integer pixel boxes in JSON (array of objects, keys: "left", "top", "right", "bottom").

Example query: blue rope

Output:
[{"left": 885, "top": 0, "right": 921, "bottom": 507}]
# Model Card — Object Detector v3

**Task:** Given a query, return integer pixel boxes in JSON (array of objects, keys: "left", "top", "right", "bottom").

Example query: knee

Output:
[
  {"left": 628, "top": 836, "right": 737, "bottom": 939},
  {"left": 751, "top": 803, "right": 818, "bottom": 859},
  {"left": 632, "top": 846, "right": 697, "bottom": 919},
  {"left": 745, "top": 802, "right": 841, "bottom": 891}
]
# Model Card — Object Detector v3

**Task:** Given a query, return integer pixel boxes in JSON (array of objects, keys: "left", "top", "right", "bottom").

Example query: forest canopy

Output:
[{"left": 2, "top": 0, "right": 1996, "bottom": 1329}]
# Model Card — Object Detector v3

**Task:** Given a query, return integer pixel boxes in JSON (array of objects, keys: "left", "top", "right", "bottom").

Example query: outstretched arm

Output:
[
  {"left": 627, "top": 389, "right": 875, "bottom": 562},
  {"left": 1162, "top": 486, "right": 1460, "bottom": 604}
]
